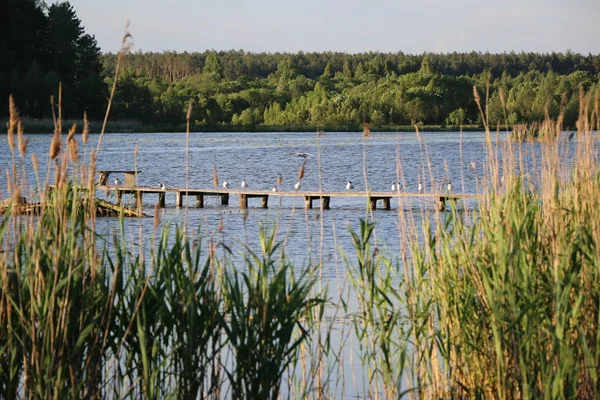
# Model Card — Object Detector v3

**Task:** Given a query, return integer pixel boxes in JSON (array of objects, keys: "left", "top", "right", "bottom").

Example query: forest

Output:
[{"left": 3, "top": 0, "right": 600, "bottom": 130}]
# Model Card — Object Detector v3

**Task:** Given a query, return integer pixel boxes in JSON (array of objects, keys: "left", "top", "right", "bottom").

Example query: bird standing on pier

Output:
[
  {"left": 418, "top": 182, "right": 423, "bottom": 193},
  {"left": 346, "top": 181, "right": 354, "bottom": 190},
  {"left": 391, "top": 182, "right": 398, "bottom": 191},
  {"left": 223, "top": 181, "right": 230, "bottom": 189},
  {"left": 114, "top": 178, "right": 120, "bottom": 186},
  {"left": 294, "top": 181, "right": 301, "bottom": 191},
  {"left": 447, "top": 181, "right": 452, "bottom": 192},
  {"left": 241, "top": 179, "right": 248, "bottom": 189},
  {"left": 161, "top": 183, "right": 166, "bottom": 190},
  {"left": 272, "top": 185, "right": 278, "bottom": 192}
]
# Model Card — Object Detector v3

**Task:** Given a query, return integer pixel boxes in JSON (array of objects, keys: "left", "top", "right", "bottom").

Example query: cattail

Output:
[
  {"left": 218, "top": 216, "right": 224, "bottom": 233},
  {"left": 67, "top": 123, "right": 78, "bottom": 162},
  {"left": 213, "top": 165, "right": 219, "bottom": 188},
  {"left": 277, "top": 174, "right": 282, "bottom": 187},
  {"left": 49, "top": 130, "right": 61, "bottom": 160},
  {"left": 7, "top": 95, "right": 17, "bottom": 151},
  {"left": 473, "top": 85, "right": 481, "bottom": 109},
  {"left": 297, "top": 161, "right": 305, "bottom": 181},
  {"left": 499, "top": 87, "right": 506, "bottom": 109},
  {"left": 187, "top": 100, "right": 193, "bottom": 121},
  {"left": 82, "top": 112, "right": 89, "bottom": 144},
  {"left": 17, "top": 121, "right": 27, "bottom": 157},
  {"left": 363, "top": 123, "right": 371, "bottom": 137},
  {"left": 31, "top": 154, "right": 38, "bottom": 172}
]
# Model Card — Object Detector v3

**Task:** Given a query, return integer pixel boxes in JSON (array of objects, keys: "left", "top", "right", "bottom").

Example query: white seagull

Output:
[
  {"left": 346, "top": 181, "right": 354, "bottom": 190},
  {"left": 447, "top": 181, "right": 452, "bottom": 192},
  {"left": 272, "top": 185, "right": 278, "bottom": 192},
  {"left": 114, "top": 178, "right": 120, "bottom": 186},
  {"left": 223, "top": 181, "right": 230, "bottom": 189},
  {"left": 391, "top": 182, "right": 398, "bottom": 191},
  {"left": 289, "top": 152, "right": 315, "bottom": 159},
  {"left": 161, "top": 183, "right": 166, "bottom": 190},
  {"left": 241, "top": 179, "right": 248, "bottom": 189},
  {"left": 294, "top": 181, "right": 301, "bottom": 191},
  {"left": 418, "top": 182, "right": 423, "bottom": 193}
]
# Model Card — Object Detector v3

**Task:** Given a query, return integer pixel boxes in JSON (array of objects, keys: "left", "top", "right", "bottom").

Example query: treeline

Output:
[
  {"left": 0, "top": 0, "right": 105, "bottom": 119},
  {"left": 104, "top": 50, "right": 600, "bottom": 129}
]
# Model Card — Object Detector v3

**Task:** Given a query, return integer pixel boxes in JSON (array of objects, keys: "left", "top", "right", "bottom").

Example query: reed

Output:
[{"left": 1, "top": 84, "right": 599, "bottom": 398}]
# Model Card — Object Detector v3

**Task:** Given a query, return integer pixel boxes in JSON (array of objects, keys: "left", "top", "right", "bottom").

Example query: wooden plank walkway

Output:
[{"left": 98, "top": 185, "right": 483, "bottom": 211}]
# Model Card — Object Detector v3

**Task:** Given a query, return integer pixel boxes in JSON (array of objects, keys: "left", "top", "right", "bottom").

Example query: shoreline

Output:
[{"left": 8, "top": 118, "right": 487, "bottom": 134}]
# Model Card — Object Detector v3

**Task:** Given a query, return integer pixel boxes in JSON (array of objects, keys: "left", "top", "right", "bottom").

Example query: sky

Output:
[{"left": 70, "top": 0, "right": 600, "bottom": 55}]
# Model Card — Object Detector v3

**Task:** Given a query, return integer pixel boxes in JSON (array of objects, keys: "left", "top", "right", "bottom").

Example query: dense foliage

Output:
[
  {"left": 103, "top": 50, "right": 600, "bottom": 129},
  {"left": 0, "top": 0, "right": 105, "bottom": 119}
]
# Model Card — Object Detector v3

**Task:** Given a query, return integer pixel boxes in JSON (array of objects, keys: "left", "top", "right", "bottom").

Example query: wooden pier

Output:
[{"left": 99, "top": 185, "right": 483, "bottom": 211}]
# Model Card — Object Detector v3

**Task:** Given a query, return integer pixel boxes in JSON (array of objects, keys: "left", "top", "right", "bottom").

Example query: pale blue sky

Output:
[{"left": 69, "top": 0, "right": 600, "bottom": 54}]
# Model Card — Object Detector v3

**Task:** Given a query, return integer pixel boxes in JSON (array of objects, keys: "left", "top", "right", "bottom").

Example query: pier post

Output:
[
  {"left": 159, "top": 192, "right": 166, "bottom": 208},
  {"left": 322, "top": 196, "right": 330, "bottom": 210},
  {"left": 239, "top": 194, "right": 248, "bottom": 209},
  {"left": 135, "top": 191, "right": 143, "bottom": 209},
  {"left": 383, "top": 198, "right": 391, "bottom": 210},
  {"left": 261, "top": 196, "right": 268, "bottom": 208},
  {"left": 221, "top": 193, "right": 229, "bottom": 206},
  {"left": 304, "top": 196, "right": 313, "bottom": 209},
  {"left": 176, "top": 192, "right": 183, "bottom": 207},
  {"left": 196, "top": 194, "right": 204, "bottom": 208},
  {"left": 438, "top": 196, "right": 446, "bottom": 211},
  {"left": 116, "top": 190, "right": 122, "bottom": 205},
  {"left": 369, "top": 198, "right": 377, "bottom": 210}
]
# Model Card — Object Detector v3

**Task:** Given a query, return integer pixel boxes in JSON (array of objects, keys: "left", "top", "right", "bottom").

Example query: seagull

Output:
[
  {"left": 114, "top": 178, "right": 120, "bottom": 186},
  {"left": 447, "top": 181, "right": 452, "bottom": 192},
  {"left": 294, "top": 181, "right": 301, "bottom": 190},
  {"left": 223, "top": 181, "right": 230, "bottom": 189},
  {"left": 272, "top": 185, "right": 278, "bottom": 192},
  {"left": 161, "top": 183, "right": 166, "bottom": 190},
  {"left": 391, "top": 182, "right": 398, "bottom": 191},
  {"left": 418, "top": 182, "right": 423, "bottom": 193},
  {"left": 241, "top": 179, "right": 248, "bottom": 189},
  {"left": 289, "top": 152, "right": 315, "bottom": 159},
  {"left": 157, "top": 182, "right": 162, "bottom": 188},
  {"left": 346, "top": 181, "right": 354, "bottom": 190}
]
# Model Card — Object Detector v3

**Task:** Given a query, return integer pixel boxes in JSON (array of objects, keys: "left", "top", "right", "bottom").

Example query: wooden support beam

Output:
[
  {"left": 261, "top": 196, "right": 268, "bottom": 208},
  {"left": 369, "top": 198, "right": 377, "bottom": 210},
  {"left": 438, "top": 196, "right": 446, "bottom": 211},
  {"left": 196, "top": 194, "right": 204, "bottom": 208},
  {"left": 304, "top": 196, "right": 313, "bottom": 209},
  {"left": 239, "top": 194, "right": 248, "bottom": 209},
  {"left": 159, "top": 192, "right": 166, "bottom": 208},
  {"left": 135, "top": 191, "right": 143, "bottom": 209},
  {"left": 176, "top": 192, "right": 183, "bottom": 207},
  {"left": 221, "top": 193, "right": 229, "bottom": 206},
  {"left": 322, "top": 196, "right": 330, "bottom": 209},
  {"left": 383, "top": 198, "right": 391, "bottom": 210}
]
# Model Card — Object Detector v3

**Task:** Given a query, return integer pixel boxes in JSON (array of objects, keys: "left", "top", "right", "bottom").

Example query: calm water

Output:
[{"left": 0, "top": 130, "right": 579, "bottom": 397}]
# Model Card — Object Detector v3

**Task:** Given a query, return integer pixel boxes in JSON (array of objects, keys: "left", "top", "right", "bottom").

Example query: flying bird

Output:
[{"left": 289, "top": 152, "right": 315, "bottom": 159}]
